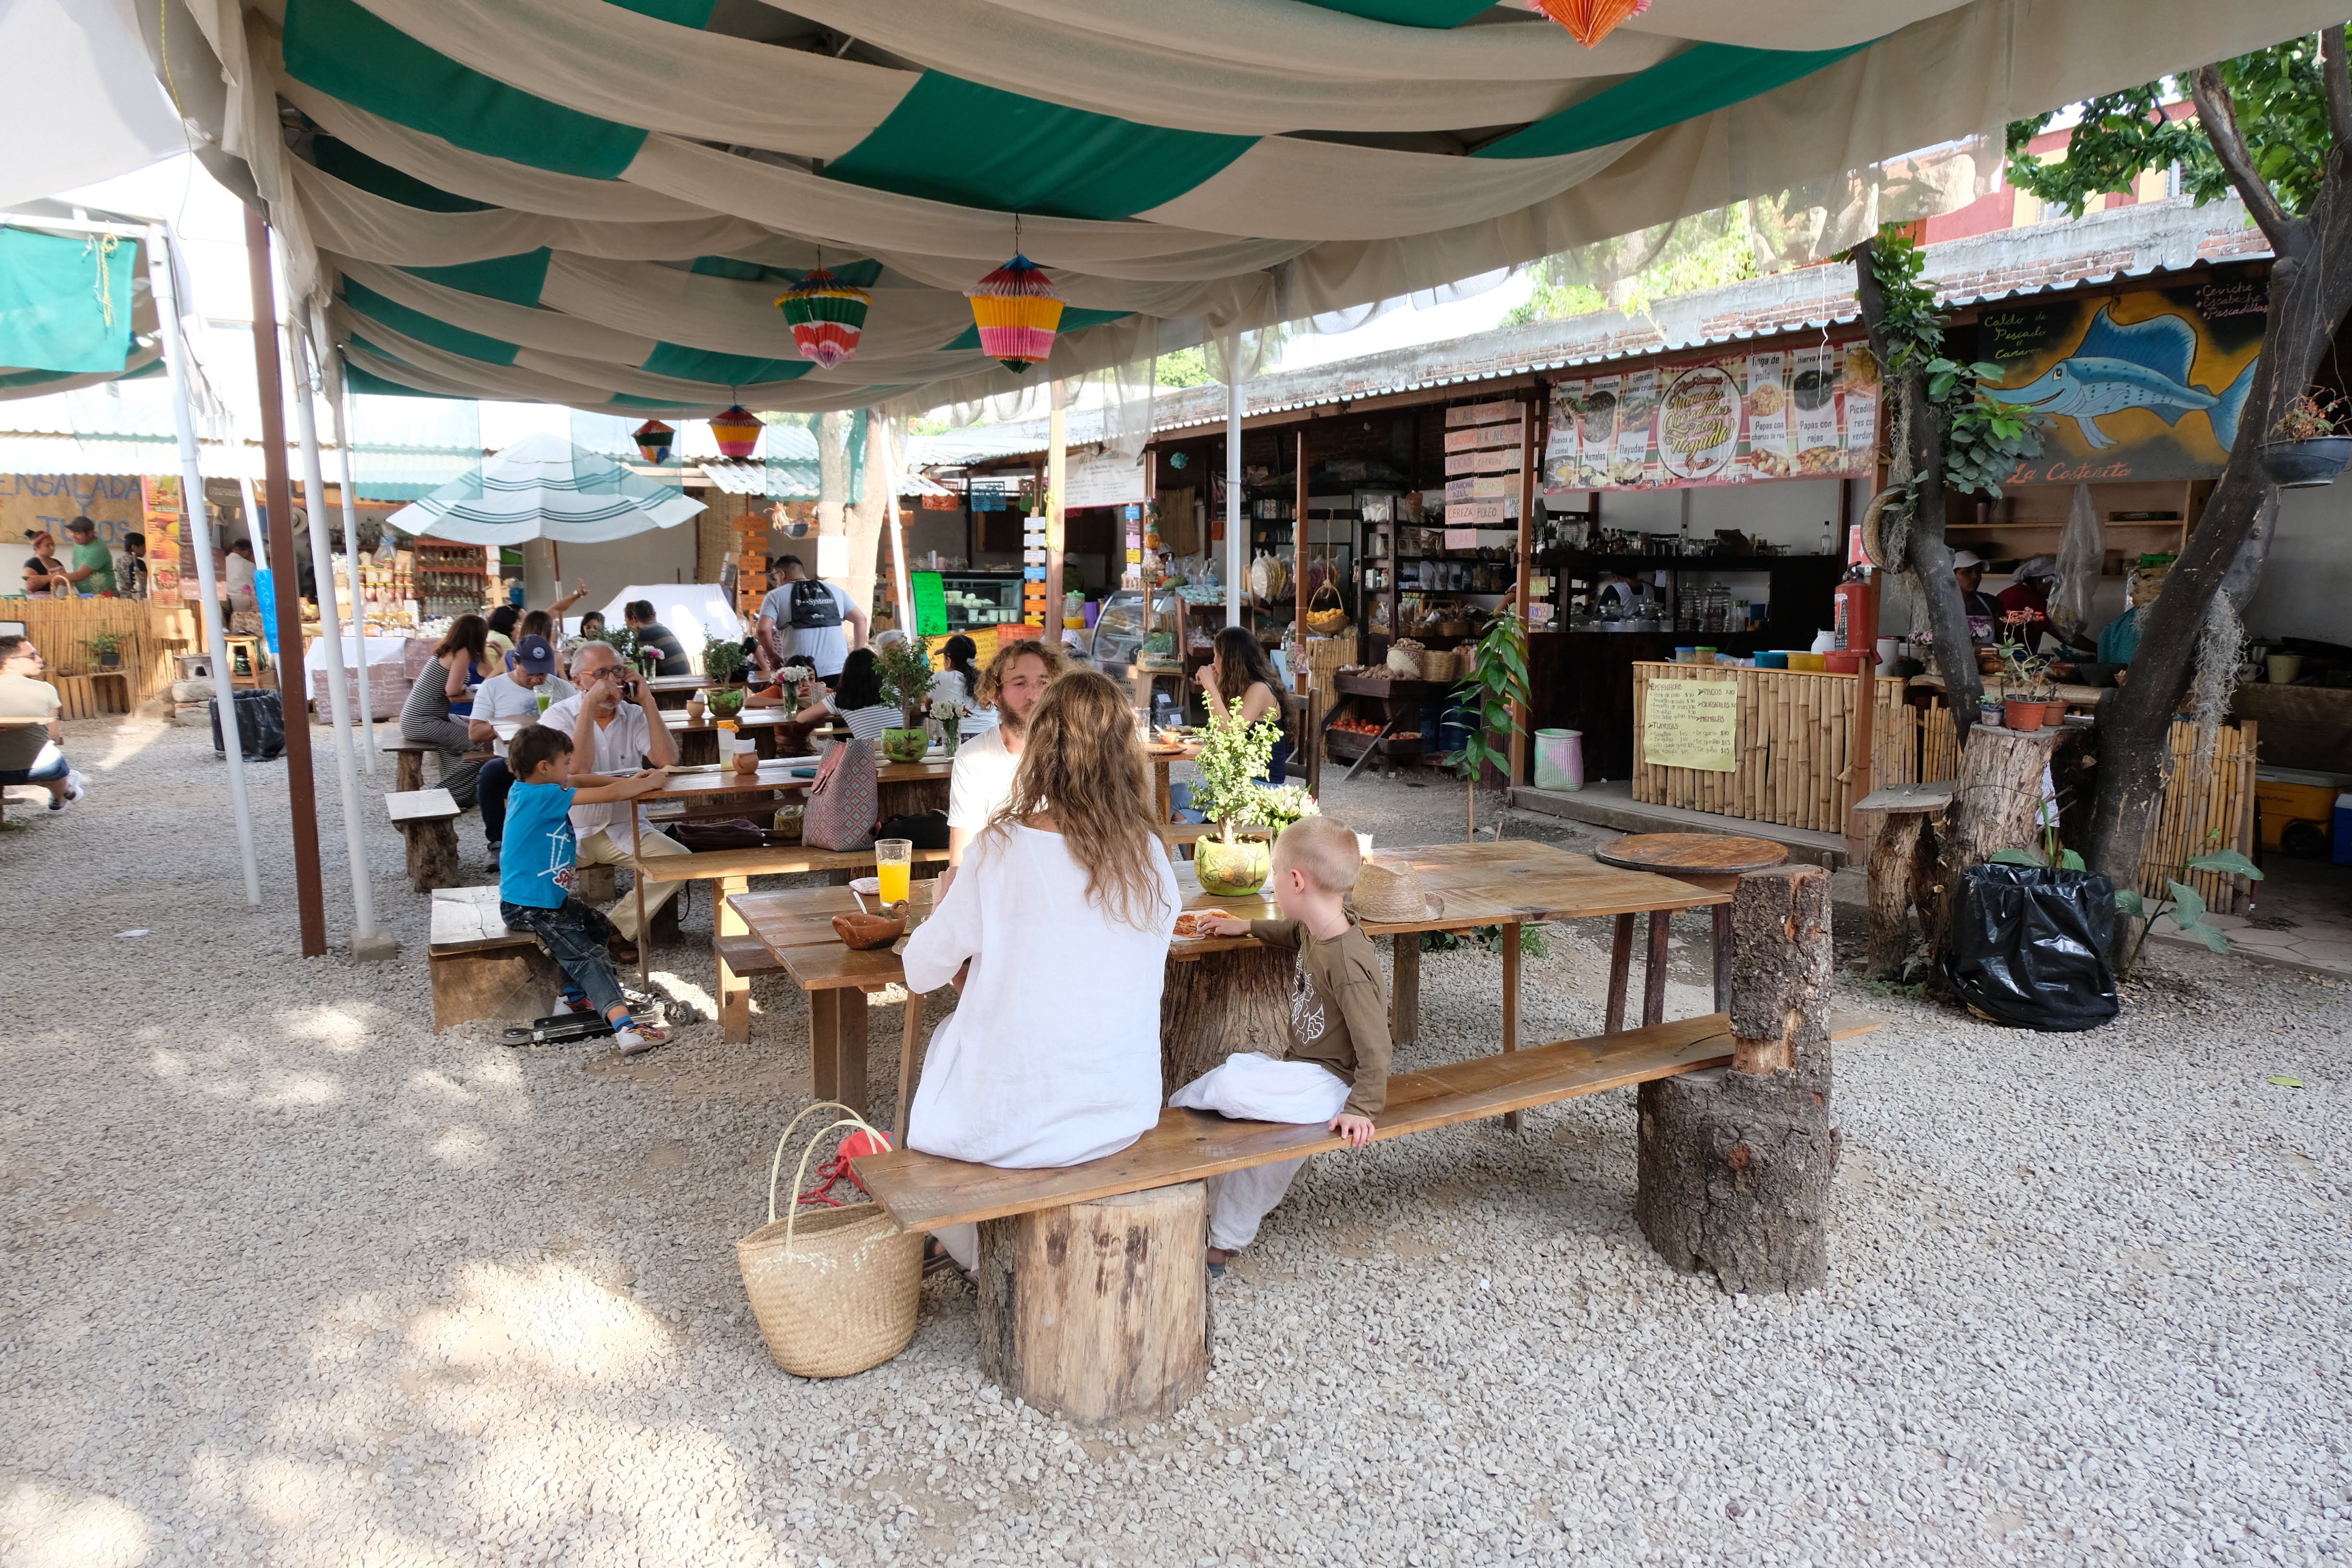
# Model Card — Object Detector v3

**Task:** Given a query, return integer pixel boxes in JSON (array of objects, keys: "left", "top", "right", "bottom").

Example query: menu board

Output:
[
  {"left": 1642, "top": 679, "right": 1738, "bottom": 772},
  {"left": 1546, "top": 340, "right": 1880, "bottom": 489},
  {"left": 140, "top": 474, "right": 188, "bottom": 600}
]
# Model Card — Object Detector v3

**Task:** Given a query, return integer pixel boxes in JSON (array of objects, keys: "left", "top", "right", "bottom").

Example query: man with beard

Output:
[{"left": 938, "top": 636, "right": 1067, "bottom": 898}]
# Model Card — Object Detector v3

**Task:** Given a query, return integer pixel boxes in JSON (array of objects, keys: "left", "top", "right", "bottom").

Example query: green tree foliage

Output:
[
  {"left": 2006, "top": 36, "right": 2336, "bottom": 219},
  {"left": 1155, "top": 346, "right": 1217, "bottom": 387},
  {"left": 1504, "top": 227, "right": 1758, "bottom": 327}
]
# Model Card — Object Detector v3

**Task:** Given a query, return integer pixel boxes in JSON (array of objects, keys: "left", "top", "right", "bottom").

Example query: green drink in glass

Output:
[{"left": 536, "top": 692, "right": 552, "bottom": 714}]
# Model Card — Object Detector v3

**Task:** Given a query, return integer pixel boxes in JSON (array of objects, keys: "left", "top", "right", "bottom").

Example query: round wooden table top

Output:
[{"left": 1593, "top": 832, "right": 1790, "bottom": 879}]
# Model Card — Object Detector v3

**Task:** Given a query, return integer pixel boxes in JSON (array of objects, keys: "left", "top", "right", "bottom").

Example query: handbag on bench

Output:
[{"left": 802, "top": 737, "right": 880, "bottom": 851}]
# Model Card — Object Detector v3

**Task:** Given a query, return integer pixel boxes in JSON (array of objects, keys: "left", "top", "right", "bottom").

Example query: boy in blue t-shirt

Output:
[{"left": 500, "top": 723, "right": 670, "bottom": 1052}]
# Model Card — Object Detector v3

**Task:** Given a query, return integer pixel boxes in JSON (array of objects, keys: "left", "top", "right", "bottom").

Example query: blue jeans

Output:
[
  {"left": 478, "top": 758, "right": 513, "bottom": 847},
  {"left": 0, "top": 749, "right": 68, "bottom": 785},
  {"left": 501, "top": 896, "right": 625, "bottom": 1017}
]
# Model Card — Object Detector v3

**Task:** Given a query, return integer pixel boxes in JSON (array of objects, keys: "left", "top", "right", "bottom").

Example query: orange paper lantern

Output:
[{"left": 1532, "top": 0, "right": 1650, "bottom": 48}]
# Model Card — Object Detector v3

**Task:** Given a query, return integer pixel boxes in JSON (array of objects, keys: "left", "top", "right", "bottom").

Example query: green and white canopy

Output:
[
  {"left": 167, "top": 0, "right": 2340, "bottom": 415},
  {"left": 385, "top": 430, "right": 704, "bottom": 542}
]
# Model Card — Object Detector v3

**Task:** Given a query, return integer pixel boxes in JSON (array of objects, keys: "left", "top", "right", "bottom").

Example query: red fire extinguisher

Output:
[{"left": 1833, "top": 576, "right": 1875, "bottom": 662}]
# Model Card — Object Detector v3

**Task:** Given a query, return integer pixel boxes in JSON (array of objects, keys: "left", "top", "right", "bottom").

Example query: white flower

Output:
[{"left": 929, "top": 695, "right": 968, "bottom": 720}]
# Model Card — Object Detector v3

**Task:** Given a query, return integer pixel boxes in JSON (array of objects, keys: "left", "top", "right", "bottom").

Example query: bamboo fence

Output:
[
  {"left": 8, "top": 598, "right": 198, "bottom": 717},
  {"left": 1631, "top": 663, "right": 1915, "bottom": 834},
  {"left": 2139, "top": 718, "right": 2256, "bottom": 914}
]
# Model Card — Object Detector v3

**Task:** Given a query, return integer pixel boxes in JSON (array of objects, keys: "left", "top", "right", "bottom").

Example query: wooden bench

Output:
[
  {"left": 388, "top": 788, "right": 462, "bottom": 891},
  {"left": 381, "top": 739, "right": 431, "bottom": 793},
  {"left": 428, "top": 886, "right": 558, "bottom": 1031}
]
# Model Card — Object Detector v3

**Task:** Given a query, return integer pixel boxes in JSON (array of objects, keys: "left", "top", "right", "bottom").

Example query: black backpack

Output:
[{"left": 788, "top": 578, "right": 843, "bottom": 629}]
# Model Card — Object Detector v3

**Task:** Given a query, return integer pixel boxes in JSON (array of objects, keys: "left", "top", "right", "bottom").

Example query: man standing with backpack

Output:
[{"left": 756, "top": 554, "right": 867, "bottom": 688}]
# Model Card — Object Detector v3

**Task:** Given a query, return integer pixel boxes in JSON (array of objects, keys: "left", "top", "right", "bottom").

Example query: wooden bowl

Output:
[{"left": 832, "top": 912, "right": 906, "bottom": 950}]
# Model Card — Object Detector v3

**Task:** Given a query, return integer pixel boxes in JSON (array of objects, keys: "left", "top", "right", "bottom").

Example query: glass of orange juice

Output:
[{"left": 874, "top": 839, "right": 912, "bottom": 907}]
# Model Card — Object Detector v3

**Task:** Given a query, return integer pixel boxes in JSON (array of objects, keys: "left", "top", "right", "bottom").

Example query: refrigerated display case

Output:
[
  {"left": 933, "top": 571, "right": 1026, "bottom": 631},
  {"left": 1091, "top": 587, "right": 1188, "bottom": 721}
]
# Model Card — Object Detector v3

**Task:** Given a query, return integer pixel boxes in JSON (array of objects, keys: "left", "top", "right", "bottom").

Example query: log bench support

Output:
[
  {"left": 388, "top": 788, "right": 462, "bottom": 893},
  {"left": 978, "top": 1183, "right": 1210, "bottom": 1424},
  {"left": 428, "top": 887, "right": 562, "bottom": 1031},
  {"left": 1854, "top": 781, "right": 1955, "bottom": 980},
  {"left": 1634, "top": 864, "right": 1838, "bottom": 1295}
]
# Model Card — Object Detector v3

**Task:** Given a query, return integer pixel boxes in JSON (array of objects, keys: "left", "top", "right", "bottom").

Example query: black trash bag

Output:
[
  {"left": 1947, "top": 862, "right": 2119, "bottom": 1031},
  {"left": 210, "top": 688, "right": 285, "bottom": 762}
]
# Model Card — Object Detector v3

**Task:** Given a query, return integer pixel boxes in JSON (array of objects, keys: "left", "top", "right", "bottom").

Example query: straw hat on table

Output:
[{"left": 1352, "top": 858, "right": 1441, "bottom": 923}]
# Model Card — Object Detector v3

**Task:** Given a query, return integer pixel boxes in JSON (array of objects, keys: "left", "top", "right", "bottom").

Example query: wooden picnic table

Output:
[
  {"left": 644, "top": 673, "right": 716, "bottom": 709},
  {"left": 727, "top": 837, "right": 1728, "bottom": 1125}
]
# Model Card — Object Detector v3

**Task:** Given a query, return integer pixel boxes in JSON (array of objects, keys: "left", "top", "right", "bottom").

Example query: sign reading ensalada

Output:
[{"left": 1545, "top": 341, "right": 1880, "bottom": 489}]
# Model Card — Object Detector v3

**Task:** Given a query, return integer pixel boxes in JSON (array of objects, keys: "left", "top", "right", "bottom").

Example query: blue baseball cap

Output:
[{"left": 512, "top": 634, "right": 557, "bottom": 673}]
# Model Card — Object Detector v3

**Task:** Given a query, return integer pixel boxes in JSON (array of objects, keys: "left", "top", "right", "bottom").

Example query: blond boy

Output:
[{"left": 1181, "top": 814, "right": 1391, "bottom": 1273}]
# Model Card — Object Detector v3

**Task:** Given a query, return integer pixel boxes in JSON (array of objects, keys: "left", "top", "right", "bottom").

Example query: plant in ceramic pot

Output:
[
  {"left": 86, "top": 630, "right": 124, "bottom": 669},
  {"left": 874, "top": 637, "right": 940, "bottom": 763},
  {"left": 1190, "top": 711, "right": 1284, "bottom": 895},
  {"left": 1995, "top": 611, "right": 2055, "bottom": 730},
  {"left": 701, "top": 633, "right": 747, "bottom": 692}
]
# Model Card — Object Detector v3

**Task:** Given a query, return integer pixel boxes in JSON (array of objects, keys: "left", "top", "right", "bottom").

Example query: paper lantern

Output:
[
  {"left": 1533, "top": 0, "right": 1651, "bottom": 47},
  {"left": 632, "top": 419, "right": 674, "bottom": 465},
  {"left": 966, "top": 255, "right": 1066, "bottom": 375},
  {"left": 709, "top": 404, "right": 763, "bottom": 459},
  {"left": 773, "top": 268, "right": 872, "bottom": 370}
]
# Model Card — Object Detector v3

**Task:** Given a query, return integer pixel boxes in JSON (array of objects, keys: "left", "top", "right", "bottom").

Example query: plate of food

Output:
[{"left": 1172, "top": 911, "right": 1206, "bottom": 941}]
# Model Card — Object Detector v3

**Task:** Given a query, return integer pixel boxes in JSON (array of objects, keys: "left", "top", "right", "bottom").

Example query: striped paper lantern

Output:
[
  {"left": 773, "top": 268, "right": 873, "bottom": 370},
  {"left": 1533, "top": 0, "right": 1651, "bottom": 47},
  {"left": 632, "top": 419, "right": 674, "bottom": 464},
  {"left": 709, "top": 404, "right": 764, "bottom": 459},
  {"left": 966, "top": 255, "right": 1066, "bottom": 375}
]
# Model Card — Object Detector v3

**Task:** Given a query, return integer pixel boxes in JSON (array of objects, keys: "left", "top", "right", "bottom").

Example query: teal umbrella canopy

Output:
[{"left": 386, "top": 429, "right": 703, "bottom": 543}]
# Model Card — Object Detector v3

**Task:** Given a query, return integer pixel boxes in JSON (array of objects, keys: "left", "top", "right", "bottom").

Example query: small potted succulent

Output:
[
  {"left": 87, "top": 630, "right": 124, "bottom": 669},
  {"left": 2260, "top": 392, "right": 2352, "bottom": 488},
  {"left": 1190, "top": 711, "right": 1285, "bottom": 895},
  {"left": 873, "top": 638, "right": 941, "bottom": 764}
]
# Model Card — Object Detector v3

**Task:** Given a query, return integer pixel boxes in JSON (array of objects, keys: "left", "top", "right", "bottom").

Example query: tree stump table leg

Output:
[
  {"left": 1641, "top": 910, "right": 1671, "bottom": 1026},
  {"left": 1161, "top": 946, "right": 1294, "bottom": 1095},
  {"left": 1605, "top": 913, "right": 1634, "bottom": 1033},
  {"left": 1865, "top": 812, "right": 1926, "bottom": 979},
  {"left": 400, "top": 819, "right": 460, "bottom": 892},
  {"left": 396, "top": 751, "right": 424, "bottom": 793},
  {"left": 978, "top": 1182, "right": 1209, "bottom": 1424},
  {"left": 1636, "top": 864, "right": 1839, "bottom": 1295}
]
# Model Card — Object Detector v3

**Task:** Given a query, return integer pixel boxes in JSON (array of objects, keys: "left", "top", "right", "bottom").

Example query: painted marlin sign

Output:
[{"left": 1978, "top": 278, "right": 2266, "bottom": 484}]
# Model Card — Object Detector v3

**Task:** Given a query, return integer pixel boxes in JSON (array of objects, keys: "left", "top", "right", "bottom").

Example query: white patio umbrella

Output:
[{"left": 385, "top": 429, "right": 704, "bottom": 543}]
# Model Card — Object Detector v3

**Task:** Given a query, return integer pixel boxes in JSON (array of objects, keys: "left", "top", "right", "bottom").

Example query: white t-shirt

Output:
[
  {"left": 473, "top": 672, "right": 576, "bottom": 754},
  {"left": 224, "top": 552, "right": 256, "bottom": 608},
  {"left": 759, "top": 579, "right": 857, "bottom": 676},
  {"left": 947, "top": 723, "right": 1021, "bottom": 834},
  {"left": 539, "top": 693, "right": 653, "bottom": 836}
]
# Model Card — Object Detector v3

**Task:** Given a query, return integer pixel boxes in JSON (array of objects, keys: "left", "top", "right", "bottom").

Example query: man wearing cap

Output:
[
  {"left": 467, "top": 633, "right": 576, "bottom": 860},
  {"left": 57, "top": 517, "right": 116, "bottom": 596},
  {"left": 1952, "top": 551, "right": 2004, "bottom": 639}
]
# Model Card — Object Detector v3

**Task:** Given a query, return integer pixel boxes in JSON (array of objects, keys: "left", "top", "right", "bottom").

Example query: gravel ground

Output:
[{"left": 4, "top": 717, "right": 2348, "bottom": 1568}]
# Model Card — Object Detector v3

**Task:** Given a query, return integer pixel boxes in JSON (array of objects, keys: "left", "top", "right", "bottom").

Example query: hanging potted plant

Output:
[
  {"left": 86, "top": 630, "right": 125, "bottom": 670},
  {"left": 873, "top": 638, "right": 941, "bottom": 764},
  {"left": 1190, "top": 712, "right": 1285, "bottom": 895},
  {"left": 2259, "top": 392, "right": 2352, "bottom": 488}
]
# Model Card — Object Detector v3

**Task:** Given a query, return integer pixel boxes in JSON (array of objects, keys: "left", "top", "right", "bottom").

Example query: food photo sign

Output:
[{"left": 1545, "top": 341, "right": 1880, "bottom": 490}]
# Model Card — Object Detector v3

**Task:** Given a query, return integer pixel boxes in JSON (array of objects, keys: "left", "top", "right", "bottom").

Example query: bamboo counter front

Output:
[{"left": 1631, "top": 662, "right": 1917, "bottom": 835}]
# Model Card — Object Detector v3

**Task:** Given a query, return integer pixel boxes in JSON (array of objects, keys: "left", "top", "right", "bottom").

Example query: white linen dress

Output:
[{"left": 903, "top": 821, "right": 1179, "bottom": 1264}]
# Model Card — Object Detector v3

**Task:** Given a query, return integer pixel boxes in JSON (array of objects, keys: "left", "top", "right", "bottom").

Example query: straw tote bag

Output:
[
  {"left": 737, "top": 1103, "right": 924, "bottom": 1378},
  {"left": 802, "top": 737, "right": 880, "bottom": 850}
]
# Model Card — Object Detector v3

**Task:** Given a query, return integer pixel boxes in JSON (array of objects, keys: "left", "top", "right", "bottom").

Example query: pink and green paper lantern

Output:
[
  {"left": 774, "top": 268, "right": 872, "bottom": 370},
  {"left": 709, "top": 405, "right": 763, "bottom": 459}
]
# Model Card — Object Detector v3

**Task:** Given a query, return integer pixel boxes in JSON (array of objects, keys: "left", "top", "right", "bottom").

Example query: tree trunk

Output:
[
  {"left": 814, "top": 410, "right": 849, "bottom": 536},
  {"left": 1851, "top": 239, "right": 1982, "bottom": 742},
  {"left": 845, "top": 412, "right": 893, "bottom": 626},
  {"left": 1161, "top": 946, "right": 1294, "bottom": 1094},
  {"left": 1924, "top": 725, "right": 2062, "bottom": 978},
  {"left": 1864, "top": 812, "right": 1927, "bottom": 978},
  {"left": 976, "top": 1183, "right": 1210, "bottom": 1423},
  {"left": 2084, "top": 55, "right": 2352, "bottom": 907},
  {"left": 1635, "top": 865, "right": 1837, "bottom": 1295}
]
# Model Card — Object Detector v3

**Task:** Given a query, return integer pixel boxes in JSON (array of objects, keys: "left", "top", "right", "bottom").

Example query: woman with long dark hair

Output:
[
  {"left": 934, "top": 634, "right": 984, "bottom": 735},
  {"left": 777, "top": 647, "right": 899, "bottom": 742},
  {"left": 400, "top": 614, "right": 487, "bottom": 805},
  {"left": 1197, "top": 624, "right": 1293, "bottom": 782},
  {"left": 903, "top": 668, "right": 1179, "bottom": 1269}
]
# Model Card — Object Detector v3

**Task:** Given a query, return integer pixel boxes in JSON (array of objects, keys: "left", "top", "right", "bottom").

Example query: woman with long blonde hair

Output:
[{"left": 901, "top": 668, "right": 1180, "bottom": 1270}]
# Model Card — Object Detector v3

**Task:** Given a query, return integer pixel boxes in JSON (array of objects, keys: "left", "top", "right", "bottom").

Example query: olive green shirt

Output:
[{"left": 1248, "top": 917, "right": 1393, "bottom": 1119}]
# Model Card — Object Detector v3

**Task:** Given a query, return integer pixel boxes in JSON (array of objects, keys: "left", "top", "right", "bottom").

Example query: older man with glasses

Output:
[{"left": 0, "top": 636, "right": 86, "bottom": 811}]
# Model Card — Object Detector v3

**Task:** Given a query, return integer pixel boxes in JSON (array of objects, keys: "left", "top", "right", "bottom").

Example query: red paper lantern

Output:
[{"left": 709, "top": 404, "right": 763, "bottom": 459}]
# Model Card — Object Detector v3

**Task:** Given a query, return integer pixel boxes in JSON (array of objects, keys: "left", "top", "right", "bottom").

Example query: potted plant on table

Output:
[
  {"left": 1995, "top": 611, "right": 2056, "bottom": 730},
  {"left": 2259, "top": 392, "right": 2352, "bottom": 489},
  {"left": 700, "top": 634, "right": 748, "bottom": 720},
  {"left": 873, "top": 638, "right": 941, "bottom": 764},
  {"left": 1189, "top": 711, "right": 1286, "bottom": 895},
  {"left": 86, "top": 630, "right": 124, "bottom": 670}
]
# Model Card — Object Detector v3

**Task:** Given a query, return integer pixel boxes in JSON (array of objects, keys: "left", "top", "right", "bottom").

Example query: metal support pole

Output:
[
  {"left": 327, "top": 354, "right": 376, "bottom": 771},
  {"left": 1225, "top": 376, "right": 1243, "bottom": 629},
  {"left": 1045, "top": 384, "right": 1067, "bottom": 643},
  {"left": 147, "top": 224, "right": 260, "bottom": 907},
  {"left": 289, "top": 314, "right": 392, "bottom": 959},
  {"left": 245, "top": 207, "right": 327, "bottom": 957}
]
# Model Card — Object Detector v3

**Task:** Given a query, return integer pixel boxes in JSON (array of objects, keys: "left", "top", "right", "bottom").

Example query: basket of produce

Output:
[{"left": 1385, "top": 638, "right": 1424, "bottom": 679}]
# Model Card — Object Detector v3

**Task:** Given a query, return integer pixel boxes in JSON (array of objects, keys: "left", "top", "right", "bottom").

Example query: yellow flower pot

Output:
[{"left": 1194, "top": 833, "right": 1270, "bottom": 897}]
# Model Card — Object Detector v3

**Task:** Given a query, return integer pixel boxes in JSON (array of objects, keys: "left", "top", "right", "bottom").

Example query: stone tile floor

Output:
[{"left": 2168, "top": 851, "right": 2352, "bottom": 975}]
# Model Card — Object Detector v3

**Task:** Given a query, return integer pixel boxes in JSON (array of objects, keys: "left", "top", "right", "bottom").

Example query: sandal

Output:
[{"left": 606, "top": 937, "right": 640, "bottom": 966}]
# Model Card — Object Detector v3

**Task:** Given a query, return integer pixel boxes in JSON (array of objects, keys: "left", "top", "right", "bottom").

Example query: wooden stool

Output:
[
  {"left": 1853, "top": 781, "right": 1955, "bottom": 979},
  {"left": 225, "top": 635, "right": 265, "bottom": 689},
  {"left": 1594, "top": 834, "right": 1790, "bottom": 1027},
  {"left": 388, "top": 788, "right": 462, "bottom": 892}
]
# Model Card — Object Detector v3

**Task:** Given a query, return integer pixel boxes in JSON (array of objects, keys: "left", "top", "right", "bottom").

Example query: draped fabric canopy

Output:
[{"left": 159, "top": 0, "right": 2340, "bottom": 417}]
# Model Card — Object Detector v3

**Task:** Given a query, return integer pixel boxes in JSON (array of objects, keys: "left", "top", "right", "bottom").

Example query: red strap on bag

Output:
[{"left": 796, "top": 1127, "right": 891, "bottom": 1208}]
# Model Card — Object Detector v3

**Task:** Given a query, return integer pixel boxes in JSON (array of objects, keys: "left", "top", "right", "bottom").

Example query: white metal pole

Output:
[
  {"left": 288, "top": 316, "right": 387, "bottom": 955},
  {"left": 1225, "top": 374, "right": 1243, "bottom": 629},
  {"left": 327, "top": 358, "right": 377, "bottom": 771},
  {"left": 238, "top": 474, "right": 267, "bottom": 571},
  {"left": 146, "top": 224, "right": 260, "bottom": 907},
  {"left": 880, "top": 418, "right": 916, "bottom": 638}
]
